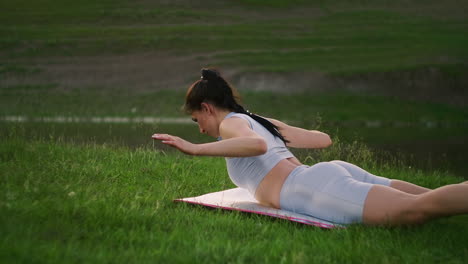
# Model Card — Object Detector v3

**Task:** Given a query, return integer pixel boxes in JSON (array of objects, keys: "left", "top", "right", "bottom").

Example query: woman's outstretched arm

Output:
[
  {"left": 267, "top": 118, "right": 332, "bottom": 149},
  {"left": 152, "top": 117, "right": 267, "bottom": 157}
]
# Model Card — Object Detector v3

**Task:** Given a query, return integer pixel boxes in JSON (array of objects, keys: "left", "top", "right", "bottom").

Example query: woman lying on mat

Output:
[{"left": 152, "top": 68, "right": 468, "bottom": 226}]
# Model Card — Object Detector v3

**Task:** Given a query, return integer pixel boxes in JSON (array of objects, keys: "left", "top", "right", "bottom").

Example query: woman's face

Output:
[{"left": 191, "top": 109, "right": 219, "bottom": 138}]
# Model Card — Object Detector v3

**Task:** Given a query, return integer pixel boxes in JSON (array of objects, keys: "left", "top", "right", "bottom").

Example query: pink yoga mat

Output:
[{"left": 174, "top": 187, "right": 343, "bottom": 229}]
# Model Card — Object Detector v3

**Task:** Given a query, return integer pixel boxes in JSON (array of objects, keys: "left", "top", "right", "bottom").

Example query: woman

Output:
[{"left": 152, "top": 68, "right": 468, "bottom": 226}]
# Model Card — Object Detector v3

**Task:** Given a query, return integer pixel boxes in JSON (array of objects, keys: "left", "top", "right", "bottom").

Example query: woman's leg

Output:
[
  {"left": 363, "top": 183, "right": 468, "bottom": 226},
  {"left": 390, "top": 180, "right": 431, "bottom": 195},
  {"left": 330, "top": 160, "right": 431, "bottom": 195}
]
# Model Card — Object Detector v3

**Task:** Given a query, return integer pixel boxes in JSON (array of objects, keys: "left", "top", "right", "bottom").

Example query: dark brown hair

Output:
[{"left": 184, "top": 68, "right": 289, "bottom": 144}]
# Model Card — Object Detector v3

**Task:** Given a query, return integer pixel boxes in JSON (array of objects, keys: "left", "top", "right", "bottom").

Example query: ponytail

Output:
[
  {"left": 231, "top": 104, "right": 289, "bottom": 144},
  {"left": 184, "top": 68, "right": 289, "bottom": 144}
]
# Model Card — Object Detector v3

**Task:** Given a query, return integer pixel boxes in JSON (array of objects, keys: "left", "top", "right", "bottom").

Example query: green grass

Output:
[
  {"left": 1, "top": 0, "right": 467, "bottom": 74},
  {"left": 1, "top": 134, "right": 467, "bottom": 263}
]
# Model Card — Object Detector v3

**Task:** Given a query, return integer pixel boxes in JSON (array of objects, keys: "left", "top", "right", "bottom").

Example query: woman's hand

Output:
[{"left": 152, "top": 134, "right": 199, "bottom": 155}]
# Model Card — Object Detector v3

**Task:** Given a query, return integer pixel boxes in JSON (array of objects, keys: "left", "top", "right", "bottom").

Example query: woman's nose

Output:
[{"left": 199, "top": 127, "right": 206, "bottom": 134}]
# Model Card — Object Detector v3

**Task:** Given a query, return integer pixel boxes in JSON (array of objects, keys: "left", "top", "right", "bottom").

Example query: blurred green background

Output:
[{"left": 1, "top": 0, "right": 467, "bottom": 177}]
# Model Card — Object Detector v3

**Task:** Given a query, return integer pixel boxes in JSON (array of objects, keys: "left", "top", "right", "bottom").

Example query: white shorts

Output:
[{"left": 279, "top": 160, "right": 391, "bottom": 224}]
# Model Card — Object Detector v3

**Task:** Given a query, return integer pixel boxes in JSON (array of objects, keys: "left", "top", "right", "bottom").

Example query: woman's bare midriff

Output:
[{"left": 254, "top": 157, "right": 302, "bottom": 209}]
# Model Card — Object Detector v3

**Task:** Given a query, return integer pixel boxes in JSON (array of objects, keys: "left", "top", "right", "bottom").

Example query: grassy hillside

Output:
[{"left": 1, "top": 0, "right": 467, "bottom": 74}]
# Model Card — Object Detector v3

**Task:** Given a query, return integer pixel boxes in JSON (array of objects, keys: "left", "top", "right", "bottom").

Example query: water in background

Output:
[{"left": 1, "top": 120, "right": 466, "bottom": 179}]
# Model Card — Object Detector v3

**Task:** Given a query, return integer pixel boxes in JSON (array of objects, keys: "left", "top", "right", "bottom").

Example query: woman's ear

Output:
[
  {"left": 201, "top": 102, "right": 214, "bottom": 114},
  {"left": 200, "top": 102, "right": 211, "bottom": 113}
]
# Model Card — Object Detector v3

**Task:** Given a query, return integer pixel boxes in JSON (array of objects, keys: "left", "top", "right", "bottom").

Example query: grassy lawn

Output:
[{"left": 1, "top": 135, "right": 467, "bottom": 263}]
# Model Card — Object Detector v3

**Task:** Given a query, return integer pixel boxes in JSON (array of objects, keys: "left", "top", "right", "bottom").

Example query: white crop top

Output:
[{"left": 218, "top": 112, "right": 294, "bottom": 195}]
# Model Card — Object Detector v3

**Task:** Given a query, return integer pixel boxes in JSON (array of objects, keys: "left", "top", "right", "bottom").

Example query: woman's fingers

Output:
[
  {"left": 152, "top": 133, "right": 196, "bottom": 155},
  {"left": 152, "top": 134, "right": 173, "bottom": 141},
  {"left": 152, "top": 134, "right": 179, "bottom": 146},
  {"left": 152, "top": 133, "right": 165, "bottom": 139},
  {"left": 151, "top": 133, "right": 197, "bottom": 155}
]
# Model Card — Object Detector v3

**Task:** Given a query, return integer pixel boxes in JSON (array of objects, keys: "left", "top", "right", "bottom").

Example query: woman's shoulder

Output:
[
  {"left": 219, "top": 114, "right": 263, "bottom": 141},
  {"left": 220, "top": 113, "right": 252, "bottom": 129},
  {"left": 225, "top": 112, "right": 249, "bottom": 119}
]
